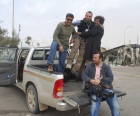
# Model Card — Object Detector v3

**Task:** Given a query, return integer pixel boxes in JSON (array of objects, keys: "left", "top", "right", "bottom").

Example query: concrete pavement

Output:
[{"left": 0, "top": 66, "right": 140, "bottom": 116}]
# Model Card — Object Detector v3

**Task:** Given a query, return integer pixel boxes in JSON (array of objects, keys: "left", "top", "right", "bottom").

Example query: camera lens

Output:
[{"left": 109, "top": 92, "right": 114, "bottom": 98}]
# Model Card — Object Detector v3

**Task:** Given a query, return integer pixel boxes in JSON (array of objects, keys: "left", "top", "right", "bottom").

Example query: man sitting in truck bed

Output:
[{"left": 82, "top": 51, "right": 120, "bottom": 116}]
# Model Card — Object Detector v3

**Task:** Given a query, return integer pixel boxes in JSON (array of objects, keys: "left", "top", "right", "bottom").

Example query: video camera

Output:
[
  {"left": 99, "top": 79, "right": 114, "bottom": 99},
  {"left": 102, "top": 91, "right": 114, "bottom": 99},
  {"left": 83, "top": 79, "right": 114, "bottom": 101}
]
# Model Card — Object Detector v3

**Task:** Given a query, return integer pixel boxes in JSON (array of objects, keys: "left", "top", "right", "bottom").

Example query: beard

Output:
[{"left": 93, "top": 60, "right": 100, "bottom": 65}]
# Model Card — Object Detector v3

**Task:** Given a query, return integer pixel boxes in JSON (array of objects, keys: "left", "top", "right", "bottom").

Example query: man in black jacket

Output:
[
  {"left": 82, "top": 51, "right": 120, "bottom": 116},
  {"left": 77, "top": 16, "right": 104, "bottom": 65}
]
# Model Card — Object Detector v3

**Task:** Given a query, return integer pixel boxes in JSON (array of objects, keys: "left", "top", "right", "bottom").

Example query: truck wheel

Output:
[{"left": 26, "top": 84, "right": 40, "bottom": 113}]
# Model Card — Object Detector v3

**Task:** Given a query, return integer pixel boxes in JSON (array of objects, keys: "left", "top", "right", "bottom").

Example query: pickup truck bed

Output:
[{"left": 29, "top": 64, "right": 82, "bottom": 92}]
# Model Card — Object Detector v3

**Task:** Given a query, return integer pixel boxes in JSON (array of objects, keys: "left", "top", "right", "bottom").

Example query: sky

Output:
[{"left": 0, "top": 0, "right": 140, "bottom": 49}]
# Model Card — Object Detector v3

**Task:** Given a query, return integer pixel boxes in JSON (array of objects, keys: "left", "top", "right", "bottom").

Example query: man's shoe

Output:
[
  {"left": 66, "top": 64, "right": 72, "bottom": 69},
  {"left": 71, "top": 63, "right": 80, "bottom": 74},
  {"left": 48, "top": 64, "right": 53, "bottom": 72}
]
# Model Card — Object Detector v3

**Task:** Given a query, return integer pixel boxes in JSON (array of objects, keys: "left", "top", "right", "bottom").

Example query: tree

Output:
[
  {"left": 0, "top": 27, "right": 10, "bottom": 46},
  {"left": 10, "top": 30, "right": 20, "bottom": 47},
  {"left": 0, "top": 26, "right": 20, "bottom": 47},
  {"left": 25, "top": 36, "right": 32, "bottom": 46}
]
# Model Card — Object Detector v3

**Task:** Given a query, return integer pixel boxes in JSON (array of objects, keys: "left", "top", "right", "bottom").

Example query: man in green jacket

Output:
[{"left": 47, "top": 13, "right": 76, "bottom": 72}]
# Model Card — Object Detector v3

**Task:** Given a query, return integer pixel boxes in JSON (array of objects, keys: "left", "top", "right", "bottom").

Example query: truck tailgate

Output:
[{"left": 63, "top": 90, "right": 126, "bottom": 107}]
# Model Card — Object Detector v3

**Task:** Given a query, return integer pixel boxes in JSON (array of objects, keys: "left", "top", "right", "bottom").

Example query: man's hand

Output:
[
  {"left": 90, "top": 79, "right": 101, "bottom": 86},
  {"left": 59, "top": 46, "right": 64, "bottom": 52},
  {"left": 100, "top": 24, "right": 104, "bottom": 30},
  {"left": 77, "top": 32, "right": 81, "bottom": 35},
  {"left": 70, "top": 39, "right": 74, "bottom": 44}
]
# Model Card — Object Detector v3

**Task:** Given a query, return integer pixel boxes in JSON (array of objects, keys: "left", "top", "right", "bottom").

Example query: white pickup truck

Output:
[{"left": 0, "top": 47, "right": 126, "bottom": 114}]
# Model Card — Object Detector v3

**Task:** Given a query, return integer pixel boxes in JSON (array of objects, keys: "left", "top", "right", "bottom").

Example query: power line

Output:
[
  {"left": 22, "top": 0, "right": 107, "bottom": 29},
  {"left": 22, "top": 0, "right": 91, "bottom": 28},
  {"left": 42, "top": 0, "right": 91, "bottom": 20},
  {"left": 21, "top": 0, "right": 110, "bottom": 33}
]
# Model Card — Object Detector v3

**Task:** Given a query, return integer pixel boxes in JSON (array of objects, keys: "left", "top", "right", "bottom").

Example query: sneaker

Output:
[
  {"left": 48, "top": 64, "right": 53, "bottom": 72},
  {"left": 66, "top": 64, "right": 72, "bottom": 69}
]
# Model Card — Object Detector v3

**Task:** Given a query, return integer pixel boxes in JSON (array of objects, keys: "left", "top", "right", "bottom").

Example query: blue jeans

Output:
[
  {"left": 91, "top": 89, "right": 120, "bottom": 116},
  {"left": 47, "top": 41, "right": 67, "bottom": 73}
]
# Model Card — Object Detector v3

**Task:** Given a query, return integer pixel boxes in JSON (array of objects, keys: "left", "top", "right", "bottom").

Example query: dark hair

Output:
[
  {"left": 86, "top": 11, "right": 93, "bottom": 15},
  {"left": 66, "top": 13, "right": 74, "bottom": 19},
  {"left": 94, "top": 16, "right": 105, "bottom": 25},
  {"left": 93, "top": 51, "right": 103, "bottom": 61}
]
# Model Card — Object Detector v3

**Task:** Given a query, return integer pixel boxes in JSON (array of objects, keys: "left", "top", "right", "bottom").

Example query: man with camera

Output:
[{"left": 81, "top": 51, "right": 120, "bottom": 116}]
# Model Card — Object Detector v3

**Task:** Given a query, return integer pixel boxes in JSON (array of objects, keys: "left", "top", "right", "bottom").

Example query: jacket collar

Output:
[
  {"left": 102, "top": 63, "right": 107, "bottom": 68},
  {"left": 91, "top": 62, "right": 106, "bottom": 69}
]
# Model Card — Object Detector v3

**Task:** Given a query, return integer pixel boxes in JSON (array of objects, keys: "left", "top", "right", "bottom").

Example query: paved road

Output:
[{"left": 0, "top": 66, "right": 140, "bottom": 116}]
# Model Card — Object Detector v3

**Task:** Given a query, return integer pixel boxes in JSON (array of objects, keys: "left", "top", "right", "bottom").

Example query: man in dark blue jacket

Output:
[{"left": 82, "top": 51, "right": 120, "bottom": 116}]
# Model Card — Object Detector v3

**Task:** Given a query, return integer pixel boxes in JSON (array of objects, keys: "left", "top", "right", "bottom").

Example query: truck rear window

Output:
[
  {"left": 45, "top": 51, "right": 59, "bottom": 60},
  {"left": 32, "top": 49, "right": 68, "bottom": 60},
  {"left": 32, "top": 50, "right": 44, "bottom": 60}
]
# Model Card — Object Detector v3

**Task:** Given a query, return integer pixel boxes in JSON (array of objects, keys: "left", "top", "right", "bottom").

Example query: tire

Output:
[{"left": 26, "top": 84, "right": 40, "bottom": 114}]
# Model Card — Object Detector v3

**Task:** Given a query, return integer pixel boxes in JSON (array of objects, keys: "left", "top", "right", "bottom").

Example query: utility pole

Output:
[
  {"left": 18, "top": 24, "right": 21, "bottom": 47},
  {"left": 129, "top": 40, "right": 131, "bottom": 44},
  {"left": 18, "top": 24, "right": 21, "bottom": 39},
  {"left": 124, "top": 26, "right": 132, "bottom": 45},
  {"left": 44, "top": 38, "right": 45, "bottom": 47},
  {"left": 137, "top": 36, "right": 139, "bottom": 44},
  {"left": 12, "top": 0, "right": 14, "bottom": 39}
]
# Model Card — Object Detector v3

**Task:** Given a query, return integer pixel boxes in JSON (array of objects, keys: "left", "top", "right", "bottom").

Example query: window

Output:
[
  {"left": 0, "top": 47, "right": 17, "bottom": 60},
  {"left": 45, "top": 50, "right": 68, "bottom": 60},
  {"left": 20, "top": 50, "right": 29, "bottom": 58},
  {"left": 45, "top": 50, "right": 59, "bottom": 60},
  {"left": 9, "top": 50, "right": 16, "bottom": 61},
  {"left": 32, "top": 50, "right": 44, "bottom": 60}
]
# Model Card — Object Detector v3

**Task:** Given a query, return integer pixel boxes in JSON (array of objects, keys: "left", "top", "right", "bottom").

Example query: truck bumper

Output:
[{"left": 56, "top": 101, "right": 77, "bottom": 111}]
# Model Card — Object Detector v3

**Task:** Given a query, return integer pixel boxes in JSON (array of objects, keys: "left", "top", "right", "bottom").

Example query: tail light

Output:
[{"left": 53, "top": 79, "right": 64, "bottom": 98}]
